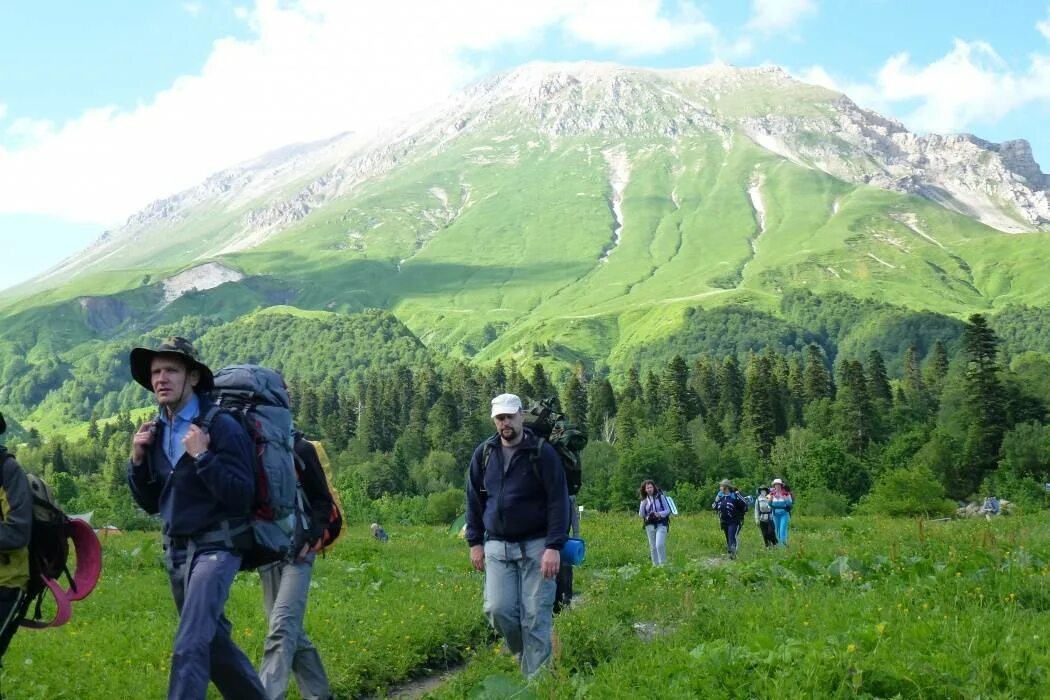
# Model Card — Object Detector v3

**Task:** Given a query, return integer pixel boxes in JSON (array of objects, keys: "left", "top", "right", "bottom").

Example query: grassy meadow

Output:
[{"left": 3, "top": 511, "right": 1049, "bottom": 698}]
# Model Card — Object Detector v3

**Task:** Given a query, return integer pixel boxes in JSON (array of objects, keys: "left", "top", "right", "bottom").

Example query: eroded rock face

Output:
[
  {"left": 77, "top": 296, "right": 133, "bottom": 334},
  {"left": 161, "top": 262, "right": 244, "bottom": 306}
]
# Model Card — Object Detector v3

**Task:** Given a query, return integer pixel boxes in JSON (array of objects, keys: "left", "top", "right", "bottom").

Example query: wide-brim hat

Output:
[
  {"left": 129, "top": 336, "right": 214, "bottom": 393},
  {"left": 772, "top": 478, "right": 784, "bottom": 486},
  {"left": 719, "top": 478, "right": 733, "bottom": 488},
  {"left": 758, "top": 485, "right": 770, "bottom": 493}
]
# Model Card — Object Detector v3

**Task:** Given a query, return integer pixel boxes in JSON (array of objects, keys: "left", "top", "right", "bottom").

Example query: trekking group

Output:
[
  {"left": 638, "top": 476, "right": 796, "bottom": 564},
  {"left": 4, "top": 334, "right": 795, "bottom": 693}
]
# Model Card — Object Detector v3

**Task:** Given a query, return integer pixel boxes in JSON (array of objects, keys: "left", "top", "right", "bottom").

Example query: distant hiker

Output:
[
  {"left": 258, "top": 432, "right": 333, "bottom": 700},
  {"left": 126, "top": 337, "right": 266, "bottom": 700},
  {"left": 638, "top": 480, "right": 671, "bottom": 566},
  {"left": 980, "top": 495, "right": 1000, "bottom": 520},
  {"left": 712, "top": 479, "right": 748, "bottom": 559},
  {"left": 465, "top": 393, "right": 570, "bottom": 678},
  {"left": 754, "top": 485, "right": 778, "bottom": 548},
  {"left": 0, "top": 412, "right": 32, "bottom": 667},
  {"left": 770, "top": 478, "right": 794, "bottom": 547},
  {"left": 370, "top": 523, "right": 389, "bottom": 542}
]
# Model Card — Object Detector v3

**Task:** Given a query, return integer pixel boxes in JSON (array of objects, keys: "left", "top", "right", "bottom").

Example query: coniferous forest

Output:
[{"left": 4, "top": 301, "right": 1049, "bottom": 530}]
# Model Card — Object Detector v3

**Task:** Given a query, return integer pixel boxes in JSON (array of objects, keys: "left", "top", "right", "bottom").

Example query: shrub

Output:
[
  {"left": 424, "top": 488, "right": 465, "bottom": 525},
  {"left": 855, "top": 466, "right": 956, "bottom": 517},
  {"left": 799, "top": 486, "right": 850, "bottom": 517}
]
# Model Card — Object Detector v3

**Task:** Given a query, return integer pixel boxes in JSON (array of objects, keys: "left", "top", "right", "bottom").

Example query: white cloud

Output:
[
  {"left": 796, "top": 65, "right": 838, "bottom": 90},
  {"left": 796, "top": 38, "right": 1050, "bottom": 137},
  {"left": 0, "top": 0, "right": 718, "bottom": 226},
  {"left": 1038, "top": 7, "right": 1050, "bottom": 40},
  {"left": 182, "top": 2, "right": 202, "bottom": 18},
  {"left": 562, "top": 0, "right": 717, "bottom": 56},
  {"left": 746, "top": 0, "right": 816, "bottom": 34}
]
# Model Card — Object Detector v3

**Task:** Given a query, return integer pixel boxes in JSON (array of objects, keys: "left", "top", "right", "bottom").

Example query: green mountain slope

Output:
[{"left": 2, "top": 62, "right": 1049, "bottom": 430}]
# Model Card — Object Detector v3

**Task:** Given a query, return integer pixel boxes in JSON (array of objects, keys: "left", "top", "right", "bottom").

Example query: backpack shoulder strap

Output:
[
  {"left": 195, "top": 405, "right": 222, "bottom": 431},
  {"left": 529, "top": 437, "right": 548, "bottom": 485}
]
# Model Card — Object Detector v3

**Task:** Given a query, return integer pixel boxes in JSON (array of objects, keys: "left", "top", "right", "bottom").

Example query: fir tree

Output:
[
  {"left": 742, "top": 354, "right": 777, "bottom": 459},
  {"left": 803, "top": 344, "right": 833, "bottom": 403}
]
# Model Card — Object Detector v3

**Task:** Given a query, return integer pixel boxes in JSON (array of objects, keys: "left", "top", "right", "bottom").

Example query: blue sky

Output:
[{"left": 2, "top": 0, "right": 1049, "bottom": 290}]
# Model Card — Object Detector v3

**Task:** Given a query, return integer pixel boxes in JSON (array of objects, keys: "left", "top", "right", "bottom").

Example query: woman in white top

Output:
[{"left": 638, "top": 480, "right": 672, "bottom": 566}]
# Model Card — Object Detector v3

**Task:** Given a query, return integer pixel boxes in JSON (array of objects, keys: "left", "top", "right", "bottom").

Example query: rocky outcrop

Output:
[
  {"left": 77, "top": 296, "right": 133, "bottom": 334},
  {"left": 161, "top": 262, "right": 244, "bottom": 307}
]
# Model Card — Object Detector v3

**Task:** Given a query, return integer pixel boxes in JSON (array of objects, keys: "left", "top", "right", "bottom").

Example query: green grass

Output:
[{"left": 6, "top": 512, "right": 1048, "bottom": 698}]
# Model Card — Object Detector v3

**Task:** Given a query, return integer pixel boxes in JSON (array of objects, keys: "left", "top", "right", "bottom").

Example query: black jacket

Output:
[
  {"left": 464, "top": 429, "right": 570, "bottom": 550},
  {"left": 293, "top": 433, "right": 335, "bottom": 548}
]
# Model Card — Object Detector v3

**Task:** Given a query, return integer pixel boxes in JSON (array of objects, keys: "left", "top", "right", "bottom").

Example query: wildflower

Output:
[
  {"left": 876, "top": 622, "right": 887, "bottom": 636},
  {"left": 847, "top": 643, "right": 857, "bottom": 653}
]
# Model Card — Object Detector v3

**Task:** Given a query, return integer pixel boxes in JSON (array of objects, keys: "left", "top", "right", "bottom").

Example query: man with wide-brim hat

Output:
[
  {"left": 126, "top": 336, "right": 265, "bottom": 699},
  {"left": 0, "top": 410, "right": 33, "bottom": 664}
]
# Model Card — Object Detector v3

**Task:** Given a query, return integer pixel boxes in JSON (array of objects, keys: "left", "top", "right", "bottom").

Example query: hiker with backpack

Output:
[
  {"left": 126, "top": 337, "right": 267, "bottom": 700},
  {"left": 257, "top": 431, "right": 337, "bottom": 700},
  {"left": 770, "top": 478, "right": 794, "bottom": 547},
  {"left": 0, "top": 412, "right": 32, "bottom": 666},
  {"left": 638, "top": 480, "right": 671, "bottom": 566},
  {"left": 712, "top": 479, "right": 748, "bottom": 559},
  {"left": 465, "top": 393, "right": 570, "bottom": 679},
  {"left": 754, "top": 485, "right": 777, "bottom": 547}
]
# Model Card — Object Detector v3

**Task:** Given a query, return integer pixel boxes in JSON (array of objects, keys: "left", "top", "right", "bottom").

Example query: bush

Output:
[
  {"left": 424, "top": 488, "right": 465, "bottom": 525},
  {"left": 667, "top": 481, "right": 709, "bottom": 515},
  {"left": 855, "top": 466, "right": 956, "bottom": 517},
  {"left": 799, "top": 486, "right": 850, "bottom": 517}
]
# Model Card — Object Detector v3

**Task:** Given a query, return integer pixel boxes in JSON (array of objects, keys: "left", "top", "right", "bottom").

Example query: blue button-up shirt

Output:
[{"left": 158, "top": 393, "right": 200, "bottom": 468}]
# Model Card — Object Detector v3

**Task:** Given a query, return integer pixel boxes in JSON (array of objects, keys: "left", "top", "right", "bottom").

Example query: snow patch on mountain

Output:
[{"left": 600, "top": 145, "right": 630, "bottom": 263}]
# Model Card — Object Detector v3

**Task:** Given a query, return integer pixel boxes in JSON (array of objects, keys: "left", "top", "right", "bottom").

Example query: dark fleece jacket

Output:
[{"left": 464, "top": 429, "right": 569, "bottom": 550}]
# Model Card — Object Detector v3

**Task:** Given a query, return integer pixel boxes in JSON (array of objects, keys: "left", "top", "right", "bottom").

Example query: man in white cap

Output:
[{"left": 464, "top": 393, "right": 570, "bottom": 678}]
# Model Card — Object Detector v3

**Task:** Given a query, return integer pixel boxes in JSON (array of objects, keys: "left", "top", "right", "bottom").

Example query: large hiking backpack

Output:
[
  {"left": 204, "top": 364, "right": 303, "bottom": 570},
  {"left": 293, "top": 437, "right": 343, "bottom": 552},
  {"left": 17, "top": 471, "right": 102, "bottom": 629},
  {"left": 480, "top": 397, "right": 587, "bottom": 495},
  {"left": 523, "top": 397, "right": 587, "bottom": 496}
]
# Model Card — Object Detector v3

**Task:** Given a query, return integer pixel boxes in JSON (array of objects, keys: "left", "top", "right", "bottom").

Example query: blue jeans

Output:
[
  {"left": 483, "top": 537, "right": 556, "bottom": 678},
  {"left": 165, "top": 546, "right": 266, "bottom": 700},
  {"left": 259, "top": 554, "right": 331, "bottom": 700},
  {"left": 773, "top": 510, "right": 791, "bottom": 546},
  {"left": 721, "top": 521, "right": 741, "bottom": 556},
  {"left": 644, "top": 524, "right": 668, "bottom": 565}
]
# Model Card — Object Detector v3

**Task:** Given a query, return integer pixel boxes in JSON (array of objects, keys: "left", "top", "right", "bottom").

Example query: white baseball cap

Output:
[{"left": 491, "top": 393, "right": 523, "bottom": 417}]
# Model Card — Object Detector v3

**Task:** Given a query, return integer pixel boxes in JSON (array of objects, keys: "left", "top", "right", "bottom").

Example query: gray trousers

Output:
[
  {"left": 483, "top": 537, "right": 556, "bottom": 678},
  {"left": 259, "top": 554, "right": 331, "bottom": 700}
]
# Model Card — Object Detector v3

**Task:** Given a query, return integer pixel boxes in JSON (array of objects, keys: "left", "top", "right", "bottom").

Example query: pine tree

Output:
[
  {"left": 836, "top": 359, "right": 874, "bottom": 454},
  {"left": 923, "top": 340, "right": 950, "bottom": 397},
  {"left": 662, "top": 355, "right": 698, "bottom": 421},
  {"left": 803, "top": 344, "right": 833, "bottom": 403},
  {"left": 530, "top": 363, "right": 555, "bottom": 403},
  {"left": 741, "top": 354, "right": 776, "bottom": 459},
  {"left": 586, "top": 377, "right": 616, "bottom": 440},
  {"left": 562, "top": 365, "right": 589, "bottom": 429},
  {"left": 643, "top": 369, "right": 662, "bottom": 419},
  {"left": 960, "top": 314, "right": 1008, "bottom": 492},
  {"left": 902, "top": 344, "right": 926, "bottom": 408},
  {"left": 866, "top": 350, "right": 892, "bottom": 406},
  {"left": 717, "top": 355, "right": 744, "bottom": 431}
]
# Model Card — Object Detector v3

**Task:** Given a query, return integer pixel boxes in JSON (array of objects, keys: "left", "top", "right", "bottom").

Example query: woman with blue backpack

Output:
[
  {"left": 770, "top": 478, "right": 794, "bottom": 547},
  {"left": 638, "top": 480, "right": 672, "bottom": 566},
  {"left": 712, "top": 479, "right": 749, "bottom": 559}
]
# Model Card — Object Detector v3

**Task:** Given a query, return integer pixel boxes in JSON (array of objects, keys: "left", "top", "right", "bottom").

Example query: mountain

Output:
[{"left": 3, "top": 62, "right": 1050, "bottom": 426}]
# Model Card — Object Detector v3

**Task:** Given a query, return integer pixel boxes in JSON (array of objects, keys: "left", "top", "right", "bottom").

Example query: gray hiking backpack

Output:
[{"left": 203, "top": 364, "right": 303, "bottom": 569}]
